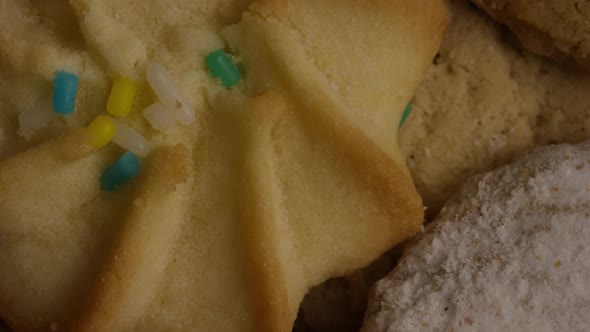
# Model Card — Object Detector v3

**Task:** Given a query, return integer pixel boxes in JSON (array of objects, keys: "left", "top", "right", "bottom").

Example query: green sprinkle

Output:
[
  {"left": 205, "top": 50, "right": 242, "bottom": 88},
  {"left": 399, "top": 102, "right": 412, "bottom": 127}
]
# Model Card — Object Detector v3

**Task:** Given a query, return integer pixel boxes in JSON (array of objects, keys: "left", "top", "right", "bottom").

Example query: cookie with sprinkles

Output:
[{"left": 0, "top": 0, "right": 446, "bottom": 331}]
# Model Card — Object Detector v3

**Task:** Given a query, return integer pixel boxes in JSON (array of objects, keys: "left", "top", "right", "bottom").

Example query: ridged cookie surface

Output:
[{"left": 0, "top": 1, "right": 446, "bottom": 331}]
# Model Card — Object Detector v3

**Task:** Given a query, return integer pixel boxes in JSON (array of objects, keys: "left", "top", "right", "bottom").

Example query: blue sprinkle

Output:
[
  {"left": 100, "top": 152, "right": 141, "bottom": 192},
  {"left": 399, "top": 102, "right": 412, "bottom": 127},
  {"left": 52, "top": 71, "right": 79, "bottom": 115}
]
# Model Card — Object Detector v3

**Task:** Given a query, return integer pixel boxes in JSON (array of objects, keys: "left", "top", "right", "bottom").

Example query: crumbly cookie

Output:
[
  {"left": 400, "top": 0, "right": 590, "bottom": 215},
  {"left": 363, "top": 140, "right": 590, "bottom": 332},
  {"left": 0, "top": 1, "right": 446, "bottom": 331},
  {"left": 472, "top": 0, "right": 590, "bottom": 71}
]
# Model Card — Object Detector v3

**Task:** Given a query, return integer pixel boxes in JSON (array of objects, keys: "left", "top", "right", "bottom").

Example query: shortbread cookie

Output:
[
  {"left": 472, "top": 0, "right": 590, "bottom": 71},
  {"left": 363, "top": 140, "right": 590, "bottom": 332},
  {"left": 0, "top": 1, "right": 447, "bottom": 331},
  {"left": 298, "top": 2, "right": 590, "bottom": 330}
]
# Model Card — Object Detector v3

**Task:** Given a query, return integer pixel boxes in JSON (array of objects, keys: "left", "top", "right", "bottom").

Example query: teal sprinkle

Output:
[
  {"left": 100, "top": 152, "right": 141, "bottom": 192},
  {"left": 52, "top": 71, "right": 79, "bottom": 116},
  {"left": 399, "top": 102, "right": 412, "bottom": 127},
  {"left": 205, "top": 50, "right": 242, "bottom": 88}
]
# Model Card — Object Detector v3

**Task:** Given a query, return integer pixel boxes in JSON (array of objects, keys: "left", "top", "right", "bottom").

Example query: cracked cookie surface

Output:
[
  {"left": 472, "top": 0, "right": 590, "bottom": 71},
  {"left": 400, "top": 0, "right": 590, "bottom": 214}
]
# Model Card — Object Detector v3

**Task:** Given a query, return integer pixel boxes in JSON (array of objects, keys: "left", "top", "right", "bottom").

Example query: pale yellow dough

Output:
[
  {"left": 298, "top": 2, "right": 590, "bottom": 331},
  {"left": 0, "top": 1, "right": 446, "bottom": 331}
]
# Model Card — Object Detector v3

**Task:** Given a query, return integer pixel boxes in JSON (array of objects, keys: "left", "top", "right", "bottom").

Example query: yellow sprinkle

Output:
[
  {"left": 87, "top": 115, "right": 115, "bottom": 148},
  {"left": 107, "top": 77, "right": 137, "bottom": 117}
]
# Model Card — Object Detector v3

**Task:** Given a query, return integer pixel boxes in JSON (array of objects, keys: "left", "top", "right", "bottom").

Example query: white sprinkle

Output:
[
  {"left": 146, "top": 62, "right": 195, "bottom": 126},
  {"left": 143, "top": 102, "right": 175, "bottom": 132},
  {"left": 18, "top": 97, "right": 59, "bottom": 137},
  {"left": 112, "top": 119, "right": 152, "bottom": 158}
]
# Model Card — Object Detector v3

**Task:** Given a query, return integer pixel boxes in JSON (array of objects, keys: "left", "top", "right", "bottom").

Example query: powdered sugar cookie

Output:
[{"left": 363, "top": 140, "right": 590, "bottom": 332}]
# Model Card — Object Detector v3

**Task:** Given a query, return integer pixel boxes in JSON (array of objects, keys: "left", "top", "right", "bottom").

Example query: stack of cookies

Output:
[{"left": 1, "top": 1, "right": 589, "bottom": 331}]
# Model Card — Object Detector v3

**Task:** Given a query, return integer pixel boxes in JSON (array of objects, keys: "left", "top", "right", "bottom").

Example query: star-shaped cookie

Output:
[{"left": 0, "top": 0, "right": 447, "bottom": 331}]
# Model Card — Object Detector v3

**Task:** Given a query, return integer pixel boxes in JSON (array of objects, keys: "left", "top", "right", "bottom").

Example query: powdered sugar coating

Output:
[{"left": 363, "top": 141, "right": 590, "bottom": 332}]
